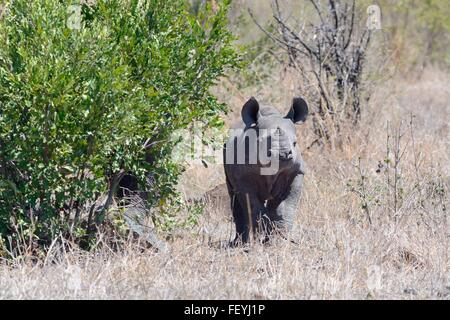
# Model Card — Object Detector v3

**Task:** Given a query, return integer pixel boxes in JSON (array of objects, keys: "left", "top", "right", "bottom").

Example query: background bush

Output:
[{"left": 0, "top": 0, "right": 238, "bottom": 252}]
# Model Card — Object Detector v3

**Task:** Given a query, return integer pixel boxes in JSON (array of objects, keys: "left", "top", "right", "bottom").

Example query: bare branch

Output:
[
  {"left": 344, "top": 0, "right": 356, "bottom": 50},
  {"left": 272, "top": 14, "right": 318, "bottom": 59},
  {"left": 309, "top": 0, "right": 325, "bottom": 25},
  {"left": 248, "top": 8, "right": 309, "bottom": 57}
]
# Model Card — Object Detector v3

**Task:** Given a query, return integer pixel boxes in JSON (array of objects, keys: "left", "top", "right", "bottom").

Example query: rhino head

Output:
[{"left": 239, "top": 97, "right": 308, "bottom": 173}]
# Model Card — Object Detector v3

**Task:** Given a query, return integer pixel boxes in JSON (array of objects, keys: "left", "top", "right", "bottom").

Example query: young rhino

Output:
[{"left": 223, "top": 97, "right": 308, "bottom": 245}]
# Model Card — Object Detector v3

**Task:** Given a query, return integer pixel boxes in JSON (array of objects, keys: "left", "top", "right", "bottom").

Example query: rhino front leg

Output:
[
  {"left": 267, "top": 173, "right": 304, "bottom": 236},
  {"left": 225, "top": 174, "right": 252, "bottom": 245},
  {"left": 230, "top": 194, "right": 248, "bottom": 245},
  {"left": 231, "top": 192, "right": 267, "bottom": 245}
]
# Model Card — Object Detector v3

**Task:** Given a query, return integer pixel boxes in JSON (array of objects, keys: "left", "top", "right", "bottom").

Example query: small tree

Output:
[
  {"left": 0, "top": 0, "right": 239, "bottom": 253},
  {"left": 250, "top": 0, "right": 373, "bottom": 145}
]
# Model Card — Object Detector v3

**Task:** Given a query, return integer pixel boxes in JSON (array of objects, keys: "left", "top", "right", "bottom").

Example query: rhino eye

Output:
[{"left": 293, "top": 141, "right": 297, "bottom": 147}]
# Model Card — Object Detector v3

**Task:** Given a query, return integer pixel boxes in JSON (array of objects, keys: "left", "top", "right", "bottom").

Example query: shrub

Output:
[
  {"left": 0, "top": 0, "right": 239, "bottom": 252},
  {"left": 248, "top": 0, "right": 376, "bottom": 147}
]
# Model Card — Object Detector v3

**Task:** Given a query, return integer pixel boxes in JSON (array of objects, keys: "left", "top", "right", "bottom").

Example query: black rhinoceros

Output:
[{"left": 223, "top": 97, "right": 308, "bottom": 245}]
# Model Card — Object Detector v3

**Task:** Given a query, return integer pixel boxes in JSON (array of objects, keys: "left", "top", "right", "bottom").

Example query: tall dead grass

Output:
[{"left": 1, "top": 65, "right": 448, "bottom": 299}]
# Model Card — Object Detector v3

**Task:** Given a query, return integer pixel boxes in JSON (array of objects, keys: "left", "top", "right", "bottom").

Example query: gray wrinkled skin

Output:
[{"left": 223, "top": 97, "right": 308, "bottom": 245}]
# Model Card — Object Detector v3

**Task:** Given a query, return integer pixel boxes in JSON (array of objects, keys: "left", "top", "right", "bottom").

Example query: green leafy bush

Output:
[{"left": 0, "top": 0, "right": 238, "bottom": 251}]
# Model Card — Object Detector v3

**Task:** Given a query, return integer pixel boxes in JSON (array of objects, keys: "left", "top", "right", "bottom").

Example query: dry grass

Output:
[{"left": 1, "top": 65, "right": 449, "bottom": 299}]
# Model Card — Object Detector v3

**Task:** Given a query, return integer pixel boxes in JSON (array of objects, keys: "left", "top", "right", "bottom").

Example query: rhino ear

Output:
[
  {"left": 286, "top": 97, "right": 308, "bottom": 124},
  {"left": 241, "top": 97, "right": 260, "bottom": 127}
]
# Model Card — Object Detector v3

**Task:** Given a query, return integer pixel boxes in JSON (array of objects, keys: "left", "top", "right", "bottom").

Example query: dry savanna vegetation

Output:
[{"left": 0, "top": 0, "right": 449, "bottom": 299}]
